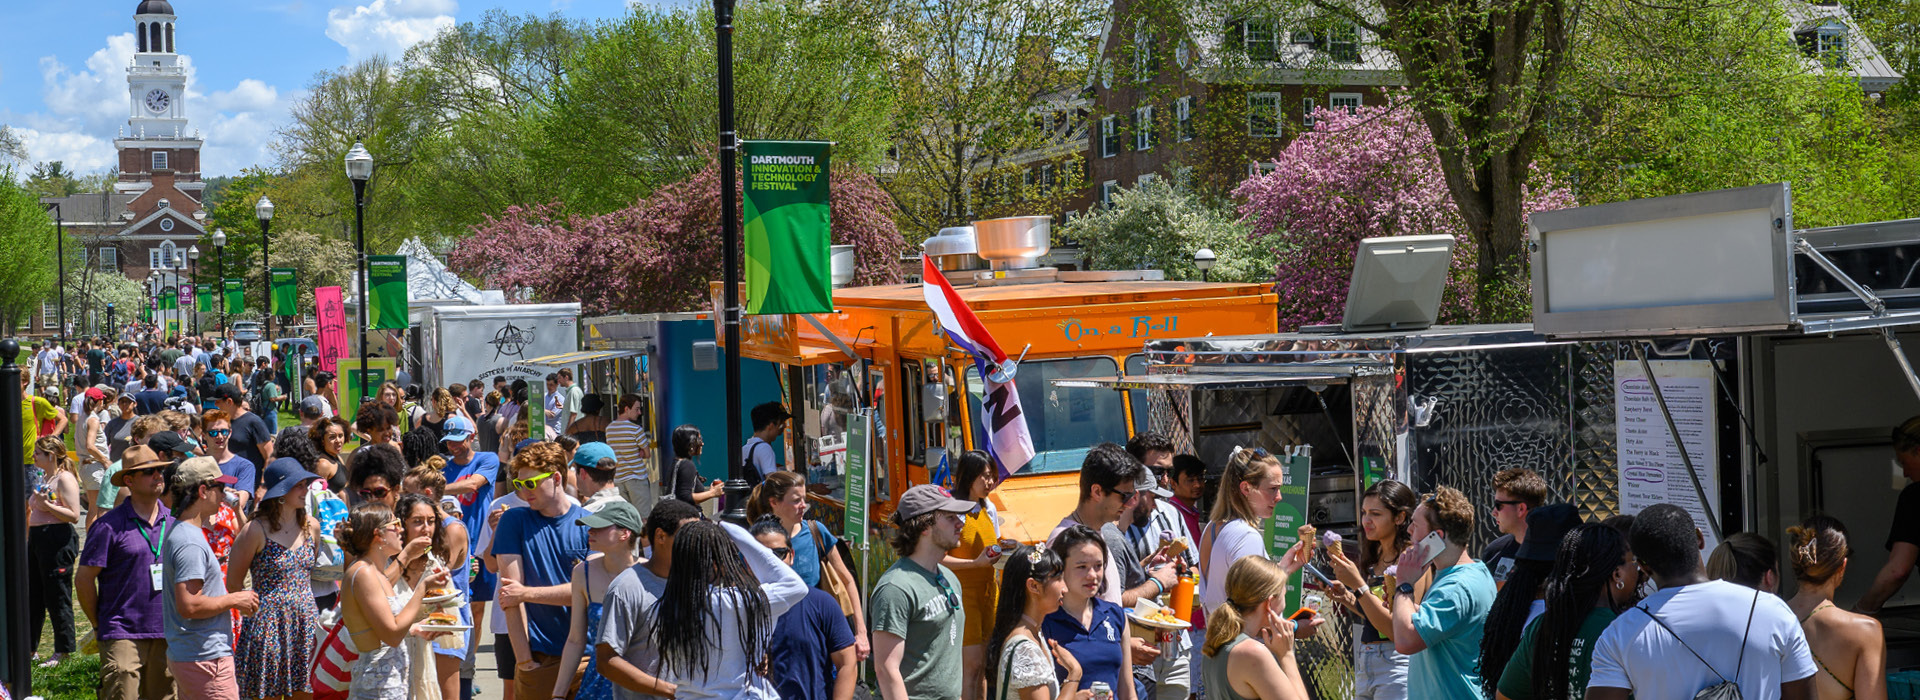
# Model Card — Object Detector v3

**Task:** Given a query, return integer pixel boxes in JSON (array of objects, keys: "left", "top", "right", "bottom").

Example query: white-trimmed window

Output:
[
  {"left": 1176, "top": 97, "right": 1193, "bottom": 141},
  {"left": 1134, "top": 24, "right": 1155, "bottom": 81},
  {"left": 1134, "top": 105, "right": 1154, "bottom": 151},
  {"left": 98, "top": 246, "right": 117, "bottom": 271},
  {"left": 42, "top": 302, "right": 57, "bottom": 329},
  {"left": 1137, "top": 173, "right": 1158, "bottom": 188},
  {"left": 1100, "top": 180, "right": 1120, "bottom": 208},
  {"left": 152, "top": 151, "right": 168, "bottom": 171},
  {"left": 1302, "top": 97, "right": 1318, "bottom": 129},
  {"left": 1248, "top": 161, "right": 1280, "bottom": 177},
  {"left": 1331, "top": 92, "right": 1363, "bottom": 113},
  {"left": 1039, "top": 163, "right": 1056, "bottom": 188},
  {"left": 1326, "top": 23, "right": 1361, "bottom": 62},
  {"left": 151, "top": 241, "right": 176, "bottom": 269},
  {"left": 1241, "top": 20, "right": 1279, "bottom": 61},
  {"left": 1248, "top": 93, "right": 1283, "bottom": 138},
  {"left": 1101, "top": 115, "right": 1119, "bottom": 157}
]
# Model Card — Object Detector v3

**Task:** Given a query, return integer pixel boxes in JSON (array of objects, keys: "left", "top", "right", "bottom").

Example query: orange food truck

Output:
[{"left": 715, "top": 235, "right": 1278, "bottom": 545}]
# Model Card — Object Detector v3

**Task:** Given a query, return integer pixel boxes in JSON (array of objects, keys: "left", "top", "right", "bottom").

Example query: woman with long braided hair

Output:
[
  {"left": 1491, "top": 523, "right": 1638, "bottom": 700},
  {"left": 651, "top": 519, "right": 809, "bottom": 699}
]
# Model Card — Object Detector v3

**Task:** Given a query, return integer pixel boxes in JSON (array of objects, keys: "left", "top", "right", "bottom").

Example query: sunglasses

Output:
[
  {"left": 1111, "top": 488, "right": 1137, "bottom": 504},
  {"left": 380, "top": 520, "right": 403, "bottom": 532},
  {"left": 358, "top": 487, "right": 393, "bottom": 500},
  {"left": 769, "top": 546, "right": 793, "bottom": 559},
  {"left": 1493, "top": 499, "right": 1525, "bottom": 510},
  {"left": 510, "top": 471, "right": 557, "bottom": 491},
  {"left": 933, "top": 568, "right": 961, "bottom": 610},
  {"left": 207, "top": 429, "right": 231, "bottom": 438}
]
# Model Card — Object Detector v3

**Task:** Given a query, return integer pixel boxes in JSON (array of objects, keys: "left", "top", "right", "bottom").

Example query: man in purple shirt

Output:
[{"left": 77, "top": 445, "right": 176, "bottom": 700}]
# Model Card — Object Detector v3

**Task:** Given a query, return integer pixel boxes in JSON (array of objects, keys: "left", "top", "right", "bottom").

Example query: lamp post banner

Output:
[
  {"left": 160, "top": 289, "right": 177, "bottom": 311},
  {"left": 367, "top": 255, "right": 408, "bottom": 329},
  {"left": 196, "top": 284, "right": 213, "bottom": 313},
  {"left": 223, "top": 279, "right": 244, "bottom": 315},
  {"left": 742, "top": 140, "right": 833, "bottom": 315},
  {"left": 315, "top": 286, "right": 348, "bottom": 373},
  {"left": 271, "top": 268, "right": 298, "bottom": 315}
]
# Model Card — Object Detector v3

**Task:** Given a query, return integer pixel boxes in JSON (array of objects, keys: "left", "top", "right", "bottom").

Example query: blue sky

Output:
[{"left": 1, "top": 0, "right": 655, "bottom": 179}]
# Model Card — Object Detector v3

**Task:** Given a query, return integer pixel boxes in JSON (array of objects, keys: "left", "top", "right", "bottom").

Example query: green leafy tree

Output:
[
  {"left": 1058, "top": 178, "right": 1273, "bottom": 282},
  {"left": 0, "top": 173, "right": 58, "bottom": 332}
]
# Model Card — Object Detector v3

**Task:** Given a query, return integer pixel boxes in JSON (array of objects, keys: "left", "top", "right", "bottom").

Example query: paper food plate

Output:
[
  {"left": 1126, "top": 610, "right": 1191, "bottom": 630},
  {"left": 419, "top": 623, "right": 472, "bottom": 633}
]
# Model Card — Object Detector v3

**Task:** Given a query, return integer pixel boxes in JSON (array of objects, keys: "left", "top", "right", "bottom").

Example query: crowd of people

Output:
[{"left": 9, "top": 334, "right": 1903, "bottom": 700}]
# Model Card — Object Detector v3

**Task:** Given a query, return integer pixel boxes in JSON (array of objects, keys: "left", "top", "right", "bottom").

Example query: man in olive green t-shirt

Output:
[{"left": 870, "top": 484, "right": 977, "bottom": 700}]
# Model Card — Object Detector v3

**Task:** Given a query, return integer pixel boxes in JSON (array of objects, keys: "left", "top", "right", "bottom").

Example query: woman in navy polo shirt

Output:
[{"left": 1043, "top": 524, "right": 1135, "bottom": 700}]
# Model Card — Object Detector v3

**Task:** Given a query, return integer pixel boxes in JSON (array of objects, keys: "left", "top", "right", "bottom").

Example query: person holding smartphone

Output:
[{"left": 1388, "top": 486, "right": 1495, "bottom": 700}]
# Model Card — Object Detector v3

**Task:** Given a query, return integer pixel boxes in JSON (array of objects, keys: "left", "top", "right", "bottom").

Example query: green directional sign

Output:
[
  {"left": 844, "top": 411, "right": 871, "bottom": 546},
  {"left": 367, "top": 256, "right": 408, "bottom": 329},
  {"left": 1264, "top": 452, "right": 1311, "bottom": 614}
]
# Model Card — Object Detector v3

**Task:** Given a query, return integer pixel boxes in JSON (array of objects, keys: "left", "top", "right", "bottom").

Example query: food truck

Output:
[
  {"left": 720, "top": 216, "right": 1280, "bottom": 542},
  {"left": 523, "top": 312, "right": 788, "bottom": 488},
  {"left": 1085, "top": 184, "right": 1920, "bottom": 695}
]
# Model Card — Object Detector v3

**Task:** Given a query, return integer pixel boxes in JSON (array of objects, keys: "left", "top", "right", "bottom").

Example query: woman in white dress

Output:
[
  {"left": 984, "top": 545, "right": 1089, "bottom": 700},
  {"left": 337, "top": 501, "right": 450, "bottom": 700}
]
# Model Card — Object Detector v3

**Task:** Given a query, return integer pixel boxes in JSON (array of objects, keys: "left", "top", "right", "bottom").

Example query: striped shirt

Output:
[{"left": 607, "top": 419, "right": 650, "bottom": 482}]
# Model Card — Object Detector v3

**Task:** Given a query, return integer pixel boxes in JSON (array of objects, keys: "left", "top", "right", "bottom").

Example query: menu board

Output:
[
  {"left": 843, "top": 411, "right": 871, "bottom": 547},
  {"left": 1615, "top": 360, "right": 1721, "bottom": 555}
]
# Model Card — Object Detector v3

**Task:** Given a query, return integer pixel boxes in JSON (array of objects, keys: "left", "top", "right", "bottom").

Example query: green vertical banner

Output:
[
  {"left": 270, "top": 268, "right": 298, "bottom": 315},
  {"left": 223, "top": 278, "right": 244, "bottom": 315},
  {"left": 1265, "top": 451, "right": 1312, "bottom": 614},
  {"left": 196, "top": 284, "right": 213, "bottom": 313},
  {"left": 367, "top": 255, "right": 408, "bottom": 329},
  {"left": 160, "top": 289, "right": 177, "bottom": 310},
  {"left": 843, "top": 411, "right": 871, "bottom": 546},
  {"left": 742, "top": 140, "right": 833, "bottom": 314},
  {"left": 527, "top": 378, "right": 547, "bottom": 440}
]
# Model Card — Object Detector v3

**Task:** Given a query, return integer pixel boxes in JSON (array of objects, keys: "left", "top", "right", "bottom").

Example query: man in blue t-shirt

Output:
[
  {"left": 494, "top": 442, "right": 590, "bottom": 700},
  {"left": 1391, "top": 485, "right": 1496, "bottom": 700},
  {"left": 440, "top": 415, "right": 498, "bottom": 555},
  {"left": 750, "top": 519, "right": 857, "bottom": 700}
]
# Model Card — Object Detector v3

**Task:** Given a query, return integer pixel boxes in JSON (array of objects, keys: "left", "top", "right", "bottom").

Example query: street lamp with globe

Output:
[
  {"left": 212, "top": 228, "right": 226, "bottom": 336},
  {"left": 1194, "top": 247, "right": 1218, "bottom": 282},
  {"left": 344, "top": 143, "right": 374, "bottom": 406},
  {"left": 187, "top": 245, "right": 200, "bottom": 337},
  {"left": 256, "top": 197, "right": 274, "bottom": 351}
]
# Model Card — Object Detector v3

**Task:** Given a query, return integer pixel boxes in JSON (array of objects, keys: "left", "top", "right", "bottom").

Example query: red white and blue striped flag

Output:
[{"left": 922, "top": 254, "right": 1035, "bottom": 479}]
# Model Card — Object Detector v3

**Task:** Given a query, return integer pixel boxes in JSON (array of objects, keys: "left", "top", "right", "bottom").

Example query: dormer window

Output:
[
  {"left": 152, "top": 151, "right": 169, "bottom": 171},
  {"left": 1796, "top": 21, "right": 1848, "bottom": 67},
  {"left": 1228, "top": 19, "right": 1280, "bottom": 62},
  {"left": 157, "top": 198, "right": 170, "bottom": 210}
]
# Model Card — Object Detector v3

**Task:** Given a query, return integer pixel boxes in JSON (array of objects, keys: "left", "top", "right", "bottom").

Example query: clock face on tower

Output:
[{"left": 144, "top": 89, "right": 171, "bottom": 113}]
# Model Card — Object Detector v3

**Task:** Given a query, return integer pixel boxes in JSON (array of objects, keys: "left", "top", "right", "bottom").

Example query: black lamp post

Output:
[
  {"left": 212, "top": 228, "right": 227, "bottom": 336},
  {"left": 107, "top": 303, "right": 115, "bottom": 341},
  {"left": 345, "top": 143, "right": 374, "bottom": 407},
  {"left": 187, "top": 244, "right": 200, "bottom": 338},
  {"left": 42, "top": 203, "right": 66, "bottom": 342},
  {"left": 1, "top": 340, "right": 29, "bottom": 696},
  {"left": 257, "top": 198, "right": 274, "bottom": 347},
  {"left": 715, "top": 0, "right": 749, "bottom": 526}
]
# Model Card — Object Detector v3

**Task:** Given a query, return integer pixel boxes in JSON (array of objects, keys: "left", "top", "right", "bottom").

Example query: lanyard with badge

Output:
[{"left": 135, "top": 514, "right": 171, "bottom": 591}]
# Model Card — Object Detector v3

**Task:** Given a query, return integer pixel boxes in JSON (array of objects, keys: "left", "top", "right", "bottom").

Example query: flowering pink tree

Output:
[
  {"left": 1236, "top": 101, "right": 1575, "bottom": 329},
  {"left": 453, "top": 164, "right": 909, "bottom": 314}
]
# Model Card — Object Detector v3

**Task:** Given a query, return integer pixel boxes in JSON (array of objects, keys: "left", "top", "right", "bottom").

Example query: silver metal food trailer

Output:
[{"left": 1075, "top": 183, "right": 1920, "bottom": 695}]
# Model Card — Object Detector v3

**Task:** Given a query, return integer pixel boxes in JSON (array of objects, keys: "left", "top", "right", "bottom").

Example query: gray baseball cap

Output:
[
  {"left": 1135, "top": 467, "right": 1172, "bottom": 499},
  {"left": 892, "top": 484, "right": 979, "bottom": 524}
]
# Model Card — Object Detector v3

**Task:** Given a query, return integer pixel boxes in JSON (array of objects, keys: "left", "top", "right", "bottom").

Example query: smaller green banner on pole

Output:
[
  {"left": 367, "top": 255, "right": 408, "bottom": 329},
  {"left": 160, "top": 289, "right": 177, "bottom": 311},
  {"left": 223, "top": 278, "right": 244, "bottom": 315},
  {"left": 527, "top": 378, "right": 547, "bottom": 440},
  {"left": 196, "top": 284, "right": 213, "bottom": 313},
  {"left": 1264, "top": 451, "right": 1312, "bottom": 614},
  {"left": 270, "top": 268, "right": 299, "bottom": 315},
  {"left": 843, "top": 411, "right": 871, "bottom": 546},
  {"left": 742, "top": 140, "right": 834, "bottom": 315}
]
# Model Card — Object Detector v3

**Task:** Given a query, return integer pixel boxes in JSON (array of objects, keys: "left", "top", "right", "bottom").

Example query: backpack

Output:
[
  {"left": 109, "top": 359, "right": 131, "bottom": 386},
  {"left": 1636, "top": 589, "right": 1760, "bottom": 700},
  {"left": 308, "top": 487, "right": 350, "bottom": 582}
]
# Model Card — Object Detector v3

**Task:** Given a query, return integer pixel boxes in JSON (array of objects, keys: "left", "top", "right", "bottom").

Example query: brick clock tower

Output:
[{"left": 116, "top": 0, "right": 206, "bottom": 278}]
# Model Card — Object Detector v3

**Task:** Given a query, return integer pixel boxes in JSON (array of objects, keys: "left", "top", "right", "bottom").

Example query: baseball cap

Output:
[
  {"left": 441, "top": 415, "right": 476, "bottom": 442},
  {"left": 299, "top": 395, "right": 328, "bottom": 418},
  {"left": 572, "top": 442, "right": 615, "bottom": 469},
  {"left": 174, "top": 456, "right": 239, "bottom": 489},
  {"left": 110, "top": 446, "right": 170, "bottom": 487},
  {"left": 1516, "top": 504, "right": 1582, "bottom": 562},
  {"left": 1135, "top": 467, "right": 1172, "bottom": 499},
  {"left": 892, "top": 484, "right": 978, "bottom": 524},
  {"left": 210, "top": 383, "right": 245, "bottom": 403},
  {"left": 514, "top": 437, "right": 541, "bottom": 452},
  {"left": 259, "top": 457, "right": 322, "bottom": 501},
  {"left": 147, "top": 431, "right": 190, "bottom": 456},
  {"left": 579, "top": 500, "right": 645, "bottom": 534},
  {"left": 85, "top": 387, "right": 106, "bottom": 401}
]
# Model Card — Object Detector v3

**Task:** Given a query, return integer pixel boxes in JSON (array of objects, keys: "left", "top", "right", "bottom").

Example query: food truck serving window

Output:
[{"left": 967, "top": 356, "right": 1128, "bottom": 475}]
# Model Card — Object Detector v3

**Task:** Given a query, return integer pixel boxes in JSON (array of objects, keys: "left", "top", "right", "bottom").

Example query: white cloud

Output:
[
  {"left": 205, "top": 80, "right": 279, "bottom": 113},
  {"left": 40, "top": 33, "right": 138, "bottom": 134},
  {"left": 13, "top": 127, "right": 116, "bottom": 172},
  {"left": 326, "top": 0, "right": 458, "bottom": 62}
]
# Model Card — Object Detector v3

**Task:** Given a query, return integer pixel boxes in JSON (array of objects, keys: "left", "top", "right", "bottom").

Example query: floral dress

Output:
[
  {"left": 235, "top": 535, "right": 321, "bottom": 699},
  {"left": 996, "top": 632, "right": 1059, "bottom": 700}
]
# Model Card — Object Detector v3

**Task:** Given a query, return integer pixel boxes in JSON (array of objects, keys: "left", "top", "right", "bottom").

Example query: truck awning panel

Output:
[
  {"left": 521, "top": 349, "right": 643, "bottom": 367},
  {"left": 1052, "top": 366, "right": 1361, "bottom": 391}
]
